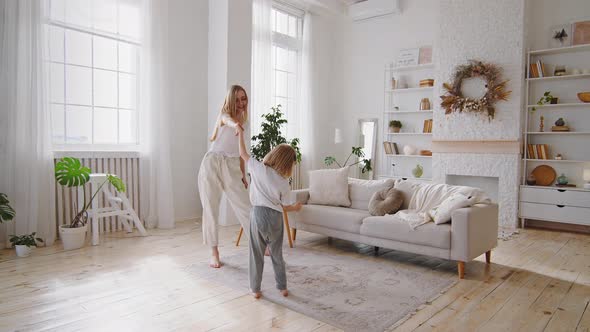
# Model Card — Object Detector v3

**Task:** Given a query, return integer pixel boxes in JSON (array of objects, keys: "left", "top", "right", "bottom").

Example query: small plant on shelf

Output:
[
  {"left": 389, "top": 120, "right": 402, "bottom": 133},
  {"left": 532, "top": 91, "right": 558, "bottom": 111}
]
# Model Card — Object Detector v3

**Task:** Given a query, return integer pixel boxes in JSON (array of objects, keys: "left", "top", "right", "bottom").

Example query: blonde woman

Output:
[{"left": 198, "top": 85, "right": 251, "bottom": 268}]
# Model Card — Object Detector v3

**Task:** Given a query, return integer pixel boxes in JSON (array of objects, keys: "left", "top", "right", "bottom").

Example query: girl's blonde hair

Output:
[
  {"left": 263, "top": 144, "right": 297, "bottom": 178},
  {"left": 210, "top": 85, "right": 248, "bottom": 141}
]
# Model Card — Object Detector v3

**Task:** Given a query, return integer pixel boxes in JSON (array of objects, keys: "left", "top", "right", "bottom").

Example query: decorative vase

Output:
[
  {"left": 15, "top": 245, "right": 32, "bottom": 258},
  {"left": 526, "top": 174, "right": 536, "bottom": 186},
  {"left": 556, "top": 173, "right": 568, "bottom": 185},
  {"left": 403, "top": 145, "right": 416, "bottom": 155},
  {"left": 555, "top": 118, "right": 565, "bottom": 126},
  {"left": 412, "top": 164, "right": 423, "bottom": 178}
]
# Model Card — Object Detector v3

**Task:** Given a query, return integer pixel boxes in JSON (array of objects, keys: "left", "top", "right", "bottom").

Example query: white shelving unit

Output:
[
  {"left": 380, "top": 62, "right": 435, "bottom": 181},
  {"left": 520, "top": 44, "right": 590, "bottom": 228}
]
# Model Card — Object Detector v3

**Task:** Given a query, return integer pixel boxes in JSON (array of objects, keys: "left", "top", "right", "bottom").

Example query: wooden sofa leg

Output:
[
  {"left": 458, "top": 261, "right": 465, "bottom": 279},
  {"left": 374, "top": 246, "right": 380, "bottom": 255},
  {"left": 292, "top": 228, "right": 297, "bottom": 241},
  {"left": 485, "top": 250, "right": 491, "bottom": 264}
]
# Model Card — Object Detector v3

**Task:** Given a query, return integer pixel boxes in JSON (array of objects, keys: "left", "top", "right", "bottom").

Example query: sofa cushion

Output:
[
  {"left": 291, "top": 205, "right": 371, "bottom": 233},
  {"left": 308, "top": 168, "right": 351, "bottom": 207},
  {"left": 348, "top": 178, "right": 394, "bottom": 210},
  {"left": 393, "top": 179, "right": 423, "bottom": 210},
  {"left": 429, "top": 193, "right": 474, "bottom": 225},
  {"left": 360, "top": 215, "right": 451, "bottom": 249},
  {"left": 368, "top": 187, "right": 403, "bottom": 216}
]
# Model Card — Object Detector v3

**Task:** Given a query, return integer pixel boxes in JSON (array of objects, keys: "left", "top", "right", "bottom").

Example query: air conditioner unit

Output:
[{"left": 348, "top": 0, "right": 400, "bottom": 21}]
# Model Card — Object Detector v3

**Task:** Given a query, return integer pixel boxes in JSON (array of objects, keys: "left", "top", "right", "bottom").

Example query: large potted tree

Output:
[
  {"left": 251, "top": 104, "right": 302, "bottom": 162},
  {"left": 55, "top": 157, "right": 126, "bottom": 250}
]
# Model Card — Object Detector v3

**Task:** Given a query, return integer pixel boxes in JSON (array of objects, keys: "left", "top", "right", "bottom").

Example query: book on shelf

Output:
[
  {"left": 527, "top": 144, "right": 549, "bottom": 159},
  {"left": 529, "top": 60, "right": 546, "bottom": 78},
  {"left": 383, "top": 141, "right": 399, "bottom": 155},
  {"left": 422, "top": 119, "right": 433, "bottom": 133}
]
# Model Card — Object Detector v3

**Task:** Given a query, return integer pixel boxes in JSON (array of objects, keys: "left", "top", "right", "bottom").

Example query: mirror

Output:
[
  {"left": 460, "top": 77, "right": 488, "bottom": 99},
  {"left": 358, "top": 118, "right": 378, "bottom": 179}
]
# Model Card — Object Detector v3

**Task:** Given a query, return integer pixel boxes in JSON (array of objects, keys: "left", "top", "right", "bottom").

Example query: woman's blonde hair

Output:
[
  {"left": 263, "top": 144, "right": 297, "bottom": 178},
  {"left": 210, "top": 85, "right": 248, "bottom": 141}
]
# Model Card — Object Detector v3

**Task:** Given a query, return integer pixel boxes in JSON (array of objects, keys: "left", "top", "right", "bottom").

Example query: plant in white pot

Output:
[
  {"left": 55, "top": 157, "right": 126, "bottom": 250},
  {"left": 9, "top": 233, "right": 43, "bottom": 257}
]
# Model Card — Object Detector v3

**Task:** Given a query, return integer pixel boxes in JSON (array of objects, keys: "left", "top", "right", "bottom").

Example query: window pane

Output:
[
  {"left": 288, "top": 49, "right": 297, "bottom": 73},
  {"left": 93, "top": 36, "right": 117, "bottom": 70},
  {"left": 65, "top": 0, "right": 91, "bottom": 28},
  {"left": 119, "top": 109, "right": 137, "bottom": 144},
  {"left": 276, "top": 71, "right": 287, "bottom": 97},
  {"left": 276, "top": 11, "right": 288, "bottom": 35},
  {"left": 50, "top": 0, "right": 66, "bottom": 22},
  {"left": 50, "top": 63, "right": 65, "bottom": 103},
  {"left": 276, "top": 97, "right": 288, "bottom": 111},
  {"left": 94, "top": 69, "right": 118, "bottom": 108},
  {"left": 49, "top": 26, "right": 64, "bottom": 62},
  {"left": 271, "top": 9, "right": 276, "bottom": 32},
  {"left": 66, "top": 105, "right": 92, "bottom": 144},
  {"left": 65, "top": 30, "right": 91, "bottom": 66},
  {"left": 288, "top": 73, "right": 296, "bottom": 99},
  {"left": 119, "top": 0, "right": 141, "bottom": 39},
  {"left": 94, "top": 108, "right": 118, "bottom": 143},
  {"left": 119, "top": 73, "right": 137, "bottom": 109},
  {"left": 65, "top": 65, "right": 92, "bottom": 105},
  {"left": 276, "top": 46, "right": 288, "bottom": 71},
  {"left": 119, "top": 42, "right": 137, "bottom": 73},
  {"left": 92, "top": 0, "right": 117, "bottom": 33},
  {"left": 288, "top": 16, "right": 297, "bottom": 37},
  {"left": 51, "top": 104, "right": 65, "bottom": 144}
]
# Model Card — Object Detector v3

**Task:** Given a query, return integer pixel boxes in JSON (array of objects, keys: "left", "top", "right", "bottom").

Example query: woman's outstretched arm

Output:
[{"left": 237, "top": 126, "right": 250, "bottom": 162}]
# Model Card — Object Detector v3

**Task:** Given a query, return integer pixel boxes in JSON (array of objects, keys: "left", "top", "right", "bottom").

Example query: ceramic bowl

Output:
[{"left": 578, "top": 92, "right": 590, "bottom": 103}]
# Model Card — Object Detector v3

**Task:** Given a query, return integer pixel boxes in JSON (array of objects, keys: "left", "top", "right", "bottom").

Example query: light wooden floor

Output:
[{"left": 0, "top": 221, "right": 589, "bottom": 332}]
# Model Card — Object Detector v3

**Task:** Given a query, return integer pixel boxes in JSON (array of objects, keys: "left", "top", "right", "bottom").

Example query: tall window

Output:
[
  {"left": 47, "top": 0, "right": 141, "bottom": 148},
  {"left": 271, "top": 4, "right": 303, "bottom": 139}
]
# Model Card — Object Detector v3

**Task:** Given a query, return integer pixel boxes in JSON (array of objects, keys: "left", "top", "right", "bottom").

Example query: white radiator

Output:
[
  {"left": 54, "top": 152, "right": 142, "bottom": 235},
  {"left": 291, "top": 163, "right": 302, "bottom": 190}
]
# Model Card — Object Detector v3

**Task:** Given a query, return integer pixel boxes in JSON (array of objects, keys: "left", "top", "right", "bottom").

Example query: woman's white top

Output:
[
  {"left": 209, "top": 125, "right": 239, "bottom": 157},
  {"left": 247, "top": 159, "right": 295, "bottom": 212}
]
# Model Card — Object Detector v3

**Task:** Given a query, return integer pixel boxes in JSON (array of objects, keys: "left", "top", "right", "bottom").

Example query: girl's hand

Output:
[{"left": 241, "top": 177, "right": 248, "bottom": 189}]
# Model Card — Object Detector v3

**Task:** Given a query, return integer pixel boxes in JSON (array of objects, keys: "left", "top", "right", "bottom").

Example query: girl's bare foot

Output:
[
  {"left": 280, "top": 289, "right": 288, "bottom": 297},
  {"left": 209, "top": 247, "right": 221, "bottom": 268},
  {"left": 264, "top": 246, "right": 270, "bottom": 256},
  {"left": 252, "top": 291, "right": 262, "bottom": 299}
]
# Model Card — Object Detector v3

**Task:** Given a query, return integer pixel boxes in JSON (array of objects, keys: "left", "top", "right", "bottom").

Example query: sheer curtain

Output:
[
  {"left": 298, "top": 12, "right": 315, "bottom": 187},
  {"left": 138, "top": 0, "right": 175, "bottom": 229},
  {"left": 251, "top": 0, "right": 273, "bottom": 137},
  {"left": 0, "top": 0, "right": 56, "bottom": 246}
]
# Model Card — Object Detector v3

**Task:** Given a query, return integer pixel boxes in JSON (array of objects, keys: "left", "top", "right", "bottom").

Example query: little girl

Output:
[{"left": 237, "top": 125, "right": 302, "bottom": 299}]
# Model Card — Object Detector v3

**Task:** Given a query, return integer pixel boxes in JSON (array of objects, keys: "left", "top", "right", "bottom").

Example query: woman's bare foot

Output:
[
  {"left": 252, "top": 291, "right": 262, "bottom": 299},
  {"left": 264, "top": 246, "right": 270, "bottom": 256},
  {"left": 209, "top": 247, "right": 221, "bottom": 268},
  {"left": 280, "top": 289, "right": 288, "bottom": 297}
]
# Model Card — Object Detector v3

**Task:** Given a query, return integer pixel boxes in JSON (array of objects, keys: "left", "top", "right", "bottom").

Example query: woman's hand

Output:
[
  {"left": 235, "top": 123, "right": 244, "bottom": 136},
  {"left": 241, "top": 177, "right": 248, "bottom": 189}
]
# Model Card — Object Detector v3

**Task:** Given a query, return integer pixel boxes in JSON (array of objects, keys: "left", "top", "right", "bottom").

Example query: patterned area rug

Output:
[{"left": 188, "top": 243, "right": 457, "bottom": 332}]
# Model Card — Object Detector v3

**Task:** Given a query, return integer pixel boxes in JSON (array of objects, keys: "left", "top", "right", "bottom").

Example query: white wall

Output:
[{"left": 168, "top": 0, "right": 209, "bottom": 222}]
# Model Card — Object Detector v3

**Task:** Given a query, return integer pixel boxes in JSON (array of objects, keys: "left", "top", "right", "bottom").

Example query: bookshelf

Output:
[
  {"left": 381, "top": 62, "right": 435, "bottom": 181},
  {"left": 520, "top": 44, "right": 590, "bottom": 228}
]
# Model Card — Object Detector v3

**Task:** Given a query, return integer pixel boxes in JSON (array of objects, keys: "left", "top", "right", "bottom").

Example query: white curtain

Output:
[
  {"left": 0, "top": 0, "right": 56, "bottom": 246},
  {"left": 298, "top": 12, "right": 315, "bottom": 187},
  {"left": 138, "top": 0, "right": 175, "bottom": 229},
  {"left": 251, "top": 0, "right": 273, "bottom": 137}
]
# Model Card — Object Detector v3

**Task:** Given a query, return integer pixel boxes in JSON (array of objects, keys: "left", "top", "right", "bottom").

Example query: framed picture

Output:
[
  {"left": 572, "top": 20, "right": 590, "bottom": 45},
  {"left": 418, "top": 46, "right": 433, "bottom": 64},
  {"left": 548, "top": 24, "right": 571, "bottom": 48},
  {"left": 396, "top": 48, "right": 419, "bottom": 67}
]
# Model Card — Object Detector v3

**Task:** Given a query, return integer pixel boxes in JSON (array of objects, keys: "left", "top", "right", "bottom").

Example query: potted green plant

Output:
[
  {"left": 0, "top": 193, "right": 16, "bottom": 223},
  {"left": 324, "top": 146, "right": 372, "bottom": 174},
  {"left": 389, "top": 120, "right": 402, "bottom": 133},
  {"left": 55, "top": 157, "right": 126, "bottom": 250},
  {"left": 532, "top": 91, "right": 558, "bottom": 111},
  {"left": 251, "top": 104, "right": 302, "bottom": 162},
  {"left": 10, "top": 233, "right": 43, "bottom": 257}
]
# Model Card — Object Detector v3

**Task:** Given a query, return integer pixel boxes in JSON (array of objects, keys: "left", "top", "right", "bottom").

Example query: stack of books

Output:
[
  {"left": 529, "top": 60, "right": 546, "bottom": 78},
  {"left": 527, "top": 144, "right": 550, "bottom": 159},
  {"left": 383, "top": 141, "right": 400, "bottom": 155},
  {"left": 423, "top": 119, "right": 433, "bottom": 133}
]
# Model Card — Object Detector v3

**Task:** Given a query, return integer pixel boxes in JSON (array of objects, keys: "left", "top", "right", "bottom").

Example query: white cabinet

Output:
[{"left": 519, "top": 185, "right": 590, "bottom": 226}]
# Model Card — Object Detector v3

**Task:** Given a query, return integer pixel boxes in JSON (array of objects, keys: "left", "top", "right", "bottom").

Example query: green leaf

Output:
[
  {"left": 324, "top": 156, "right": 337, "bottom": 166},
  {"left": 55, "top": 157, "right": 91, "bottom": 187},
  {"left": 0, "top": 193, "right": 15, "bottom": 223},
  {"left": 107, "top": 175, "right": 126, "bottom": 193}
]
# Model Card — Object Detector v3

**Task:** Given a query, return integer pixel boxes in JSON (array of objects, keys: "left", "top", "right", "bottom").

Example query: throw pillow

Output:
[
  {"left": 348, "top": 178, "right": 395, "bottom": 210},
  {"left": 308, "top": 167, "right": 351, "bottom": 207},
  {"left": 428, "top": 193, "right": 474, "bottom": 225},
  {"left": 393, "top": 179, "right": 423, "bottom": 210},
  {"left": 368, "top": 187, "right": 404, "bottom": 216}
]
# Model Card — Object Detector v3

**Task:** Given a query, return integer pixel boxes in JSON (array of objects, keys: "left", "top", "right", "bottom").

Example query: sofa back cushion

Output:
[
  {"left": 348, "top": 178, "right": 395, "bottom": 210},
  {"left": 308, "top": 167, "right": 351, "bottom": 207},
  {"left": 393, "top": 179, "right": 424, "bottom": 210}
]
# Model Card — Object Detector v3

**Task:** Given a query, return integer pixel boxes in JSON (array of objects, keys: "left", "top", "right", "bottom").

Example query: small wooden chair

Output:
[{"left": 235, "top": 208, "right": 295, "bottom": 247}]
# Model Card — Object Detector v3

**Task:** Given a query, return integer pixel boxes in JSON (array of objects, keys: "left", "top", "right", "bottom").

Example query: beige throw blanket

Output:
[{"left": 394, "top": 183, "right": 491, "bottom": 229}]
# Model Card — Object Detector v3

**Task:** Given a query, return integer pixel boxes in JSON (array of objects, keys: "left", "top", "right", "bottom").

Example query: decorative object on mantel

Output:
[
  {"left": 556, "top": 173, "right": 569, "bottom": 185},
  {"left": 549, "top": 24, "right": 571, "bottom": 48},
  {"left": 532, "top": 91, "right": 558, "bottom": 112},
  {"left": 531, "top": 164, "right": 557, "bottom": 186},
  {"left": 583, "top": 169, "right": 590, "bottom": 189},
  {"left": 555, "top": 153, "right": 563, "bottom": 160},
  {"left": 403, "top": 144, "right": 417, "bottom": 156},
  {"left": 420, "top": 98, "right": 431, "bottom": 110},
  {"left": 412, "top": 164, "right": 423, "bottom": 178},
  {"left": 526, "top": 173, "right": 536, "bottom": 186},
  {"left": 419, "top": 79, "right": 434, "bottom": 87},
  {"left": 540, "top": 115, "right": 544, "bottom": 132},
  {"left": 389, "top": 120, "right": 402, "bottom": 133},
  {"left": 578, "top": 92, "right": 590, "bottom": 103},
  {"left": 572, "top": 20, "right": 590, "bottom": 45},
  {"left": 440, "top": 60, "right": 511, "bottom": 119},
  {"left": 552, "top": 117, "right": 570, "bottom": 132}
]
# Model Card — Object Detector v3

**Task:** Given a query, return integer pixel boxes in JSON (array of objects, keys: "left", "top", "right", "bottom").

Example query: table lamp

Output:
[{"left": 584, "top": 168, "right": 590, "bottom": 189}]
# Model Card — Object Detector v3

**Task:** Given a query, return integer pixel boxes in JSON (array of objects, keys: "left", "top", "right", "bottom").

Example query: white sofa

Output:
[{"left": 289, "top": 178, "right": 498, "bottom": 278}]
